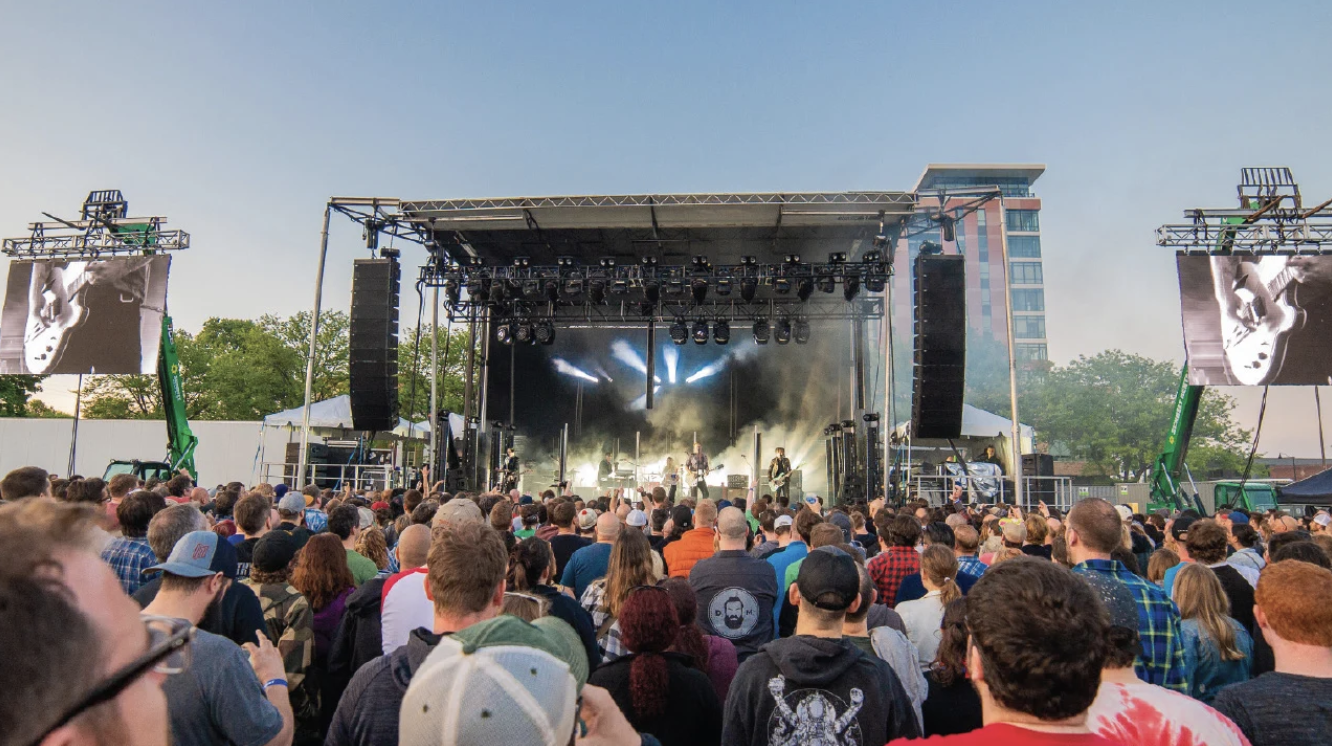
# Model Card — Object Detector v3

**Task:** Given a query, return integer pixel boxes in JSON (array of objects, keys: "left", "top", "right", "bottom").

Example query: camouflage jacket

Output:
[{"left": 242, "top": 580, "right": 317, "bottom": 717}]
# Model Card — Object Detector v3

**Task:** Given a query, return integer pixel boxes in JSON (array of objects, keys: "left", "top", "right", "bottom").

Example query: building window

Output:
[
  {"left": 1006, "top": 209, "right": 1040, "bottom": 233},
  {"left": 928, "top": 176, "right": 1032, "bottom": 198},
  {"left": 1011, "top": 288, "right": 1045, "bottom": 312},
  {"left": 1014, "top": 317, "right": 1046, "bottom": 339},
  {"left": 1015, "top": 343, "right": 1048, "bottom": 361},
  {"left": 1008, "top": 235, "right": 1041, "bottom": 258},
  {"left": 1010, "top": 262, "right": 1043, "bottom": 285}
]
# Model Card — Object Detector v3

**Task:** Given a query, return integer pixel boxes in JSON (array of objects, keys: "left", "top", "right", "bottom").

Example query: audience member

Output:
[
  {"left": 562, "top": 511, "right": 622, "bottom": 598},
  {"left": 1173, "top": 562, "right": 1253, "bottom": 703},
  {"left": 326, "top": 505, "right": 378, "bottom": 586},
  {"left": 508, "top": 535, "right": 601, "bottom": 669},
  {"left": 690, "top": 506, "right": 778, "bottom": 660},
  {"left": 1184, "top": 519, "right": 1257, "bottom": 630},
  {"left": 290, "top": 533, "right": 355, "bottom": 668},
  {"left": 843, "top": 563, "right": 927, "bottom": 733},
  {"left": 920, "top": 597, "right": 983, "bottom": 737},
  {"left": 242, "top": 530, "right": 319, "bottom": 738},
  {"left": 766, "top": 508, "right": 820, "bottom": 627},
  {"left": 867, "top": 513, "right": 921, "bottom": 610},
  {"left": 582, "top": 528, "right": 659, "bottom": 659},
  {"left": 102, "top": 490, "right": 168, "bottom": 594},
  {"left": 661, "top": 576, "right": 739, "bottom": 703}
]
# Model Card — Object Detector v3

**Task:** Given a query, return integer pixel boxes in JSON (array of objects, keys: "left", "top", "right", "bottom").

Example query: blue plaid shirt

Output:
[
  {"left": 957, "top": 554, "right": 987, "bottom": 578},
  {"left": 1073, "top": 558, "right": 1187, "bottom": 692},
  {"left": 303, "top": 508, "right": 328, "bottom": 534},
  {"left": 101, "top": 536, "right": 157, "bottom": 596}
]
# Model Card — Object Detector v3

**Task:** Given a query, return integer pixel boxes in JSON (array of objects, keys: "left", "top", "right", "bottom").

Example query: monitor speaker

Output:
[
  {"left": 911, "top": 254, "right": 966, "bottom": 439},
  {"left": 349, "top": 258, "right": 400, "bottom": 432},
  {"left": 1021, "top": 454, "right": 1054, "bottom": 477}
]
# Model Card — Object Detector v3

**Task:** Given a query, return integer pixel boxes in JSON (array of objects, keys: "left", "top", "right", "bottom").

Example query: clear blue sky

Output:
[{"left": 3, "top": 1, "right": 1331, "bottom": 457}]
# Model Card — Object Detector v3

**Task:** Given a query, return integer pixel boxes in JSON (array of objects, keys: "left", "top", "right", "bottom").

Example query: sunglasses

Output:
[{"left": 32, "top": 615, "right": 194, "bottom": 744}]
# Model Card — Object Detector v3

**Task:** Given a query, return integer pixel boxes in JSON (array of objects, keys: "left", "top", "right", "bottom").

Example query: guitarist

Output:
[
  {"left": 27, "top": 257, "right": 151, "bottom": 374},
  {"left": 767, "top": 447, "right": 792, "bottom": 506},
  {"left": 686, "top": 442, "right": 711, "bottom": 500},
  {"left": 500, "top": 446, "right": 520, "bottom": 493}
]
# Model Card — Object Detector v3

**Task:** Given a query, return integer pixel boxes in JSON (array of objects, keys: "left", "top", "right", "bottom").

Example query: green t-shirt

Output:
[
  {"left": 784, "top": 557, "right": 805, "bottom": 590},
  {"left": 345, "top": 548, "right": 379, "bottom": 586}
]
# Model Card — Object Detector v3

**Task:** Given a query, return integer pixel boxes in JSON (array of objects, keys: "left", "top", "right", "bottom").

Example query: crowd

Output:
[{"left": 2, "top": 464, "right": 1331, "bottom": 746}]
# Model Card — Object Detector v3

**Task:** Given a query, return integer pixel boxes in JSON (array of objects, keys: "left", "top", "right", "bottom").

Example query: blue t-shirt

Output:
[
  {"left": 766, "top": 541, "right": 808, "bottom": 630},
  {"left": 561, "top": 542, "right": 614, "bottom": 598}
]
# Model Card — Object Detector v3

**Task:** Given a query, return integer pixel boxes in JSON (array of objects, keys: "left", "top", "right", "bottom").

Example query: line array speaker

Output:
[
  {"left": 350, "top": 258, "right": 400, "bottom": 432},
  {"left": 911, "top": 254, "right": 966, "bottom": 439}
]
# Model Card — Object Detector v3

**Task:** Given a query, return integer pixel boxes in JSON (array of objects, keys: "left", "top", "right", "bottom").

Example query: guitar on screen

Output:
[
  {"left": 24, "top": 261, "right": 93, "bottom": 375},
  {"left": 1220, "top": 258, "right": 1304, "bottom": 385}
]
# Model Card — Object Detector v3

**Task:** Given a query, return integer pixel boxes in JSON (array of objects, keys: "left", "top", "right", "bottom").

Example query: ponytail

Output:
[
  {"left": 938, "top": 576, "right": 963, "bottom": 605},
  {"left": 922, "top": 545, "right": 962, "bottom": 604}
]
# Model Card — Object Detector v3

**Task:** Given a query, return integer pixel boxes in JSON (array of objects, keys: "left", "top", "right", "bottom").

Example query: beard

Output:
[{"left": 199, "top": 584, "right": 227, "bottom": 626}]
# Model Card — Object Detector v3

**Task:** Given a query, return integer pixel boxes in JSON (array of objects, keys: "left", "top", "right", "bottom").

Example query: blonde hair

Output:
[
  {"left": 601, "top": 530, "right": 657, "bottom": 619},
  {"left": 355, "top": 526, "right": 389, "bottom": 570},
  {"left": 921, "top": 544, "right": 963, "bottom": 605},
  {"left": 1024, "top": 514, "right": 1049, "bottom": 544},
  {"left": 1147, "top": 548, "right": 1180, "bottom": 585},
  {"left": 502, "top": 592, "right": 550, "bottom": 622},
  {"left": 1173, "top": 563, "right": 1244, "bottom": 661}
]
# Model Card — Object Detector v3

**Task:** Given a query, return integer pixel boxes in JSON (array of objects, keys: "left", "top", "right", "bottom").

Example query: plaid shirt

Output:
[
  {"left": 956, "top": 554, "right": 988, "bottom": 578},
  {"left": 101, "top": 536, "right": 157, "bottom": 595},
  {"left": 867, "top": 546, "right": 920, "bottom": 609},
  {"left": 1073, "top": 559, "right": 1187, "bottom": 692}
]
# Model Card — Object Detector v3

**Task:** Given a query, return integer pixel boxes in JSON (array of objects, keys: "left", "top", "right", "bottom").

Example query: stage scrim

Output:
[
  {"left": 1178, "top": 254, "right": 1332, "bottom": 386},
  {"left": 0, "top": 256, "right": 171, "bottom": 375}
]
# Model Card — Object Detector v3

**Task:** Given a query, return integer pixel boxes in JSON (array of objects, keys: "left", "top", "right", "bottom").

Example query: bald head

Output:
[
  {"left": 397, "top": 524, "right": 432, "bottom": 569},
  {"left": 718, "top": 507, "right": 748, "bottom": 542},
  {"left": 596, "top": 511, "right": 622, "bottom": 542},
  {"left": 189, "top": 487, "right": 210, "bottom": 505}
]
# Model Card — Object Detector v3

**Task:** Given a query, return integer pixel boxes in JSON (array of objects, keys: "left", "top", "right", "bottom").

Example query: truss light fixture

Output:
[
  {"left": 522, "top": 279, "right": 541, "bottom": 299},
  {"left": 488, "top": 280, "right": 507, "bottom": 304},
  {"left": 496, "top": 322, "right": 514, "bottom": 345},
  {"left": 692, "top": 319, "right": 709, "bottom": 345},
  {"left": 740, "top": 255, "right": 759, "bottom": 267},
  {"left": 563, "top": 278, "right": 584, "bottom": 297},
  {"left": 752, "top": 319, "right": 770, "bottom": 344},
  {"left": 712, "top": 319, "right": 730, "bottom": 345},
  {"left": 784, "top": 254, "right": 802, "bottom": 265},
  {"left": 641, "top": 256, "right": 659, "bottom": 266},
  {"left": 535, "top": 323, "right": 554, "bottom": 345},
  {"left": 774, "top": 277, "right": 792, "bottom": 294},
  {"left": 557, "top": 256, "right": 577, "bottom": 268},
  {"left": 610, "top": 279, "right": 629, "bottom": 295},
  {"left": 863, "top": 250, "right": 882, "bottom": 264},
  {"left": 588, "top": 280, "right": 606, "bottom": 305},
  {"left": 670, "top": 318, "right": 689, "bottom": 345},
  {"left": 794, "top": 318, "right": 811, "bottom": 344},
  {"left": 815, "top": 269, "right": 836, "bottom": 294},
  {"left": 445, "top": 282, "right": 461, "bottom": 308},
  {"left": 796, "top": 278, "right": 814, "bottom": 302},
  {"left": 774, "top": 317, "right": 792, "bottom": 345},
  {"left": 665, "top": 279, "right": 686, "bottom": 298},
  {"left": 513, "top": 256, "right": 531, "bottom": 268},
  {"left": 828, "top": 252, "right": 848, "bottom": 263},
  {"left": 515, "top": 321, "right": 534, "bottom": 344},
  {"left": 690, "top": 277, "right": 709, "bottom": 304},
  {"left": 740, "top": 277, "right": 758, "bottom": 302},
  {"left": 466, "top": 278, "right": 486, "bottom": 302},
  {"left": 843, "top": 275, "right": 861, "bottom": 302},
  {"left": 599, "top": 257, "right": 617, "bottom": 268},
  {"left": 691, "top": 255, "right": 712, "bottom": 271},
  {"left": 715, "top": 278, "right": 733, "bottom": 296}
]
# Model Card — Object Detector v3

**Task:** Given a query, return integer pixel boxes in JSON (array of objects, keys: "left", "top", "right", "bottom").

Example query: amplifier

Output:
[{"left": 727, "top": 474, "right": 750, "bottom": 489}]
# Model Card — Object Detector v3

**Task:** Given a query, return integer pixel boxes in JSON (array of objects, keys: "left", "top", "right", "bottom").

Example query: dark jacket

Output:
[
  {"left": 589, "top": 652, "right": 722, "bottom": 746},
  {"left": 325, "top": 627, "right": 442, "bottom": 746},
  {"left": 532, "top": 584, "right": 602, "bottom": 670},
  {"left": 133, "top": 575, "right": 265, "bottom": 647},
  {"left": 326, "top": 576, "right": 388, "bottom": 711},
  {"left": 893, "top": 571, "right": 979, "bottom": 605},
  {"left": 1212, "top": 564, "right": 1257, "bottom": 633},
  {"left": 276, "top": 521, "right": 314, "bottom": 549},
  {"left": 721, "top": 635, "right": 920, "bottom": 746},
  {"left": 689, "top": 550, "right": 779, "bottom": 659}
]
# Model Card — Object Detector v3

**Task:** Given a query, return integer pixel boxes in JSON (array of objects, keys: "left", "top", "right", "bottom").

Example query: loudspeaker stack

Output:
[
  {"left": 911, "top": 254, "right": 966, "bottom": 439},
  {"left": 349, "top": 258, "right": 400, "bottom": 432}
]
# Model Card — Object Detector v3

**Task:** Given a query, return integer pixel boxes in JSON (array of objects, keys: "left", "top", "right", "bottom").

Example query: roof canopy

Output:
[
  {"left": 1279, "top": 467, "right": 1332, "bottom": 503},
  {"left": 892, "top": 403, "right": 1035, "bottom": 443}
]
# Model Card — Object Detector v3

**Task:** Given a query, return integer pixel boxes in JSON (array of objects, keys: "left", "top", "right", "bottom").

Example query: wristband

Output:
[{"left": 263, "top": 678, "right": 288, "bottom": 691}]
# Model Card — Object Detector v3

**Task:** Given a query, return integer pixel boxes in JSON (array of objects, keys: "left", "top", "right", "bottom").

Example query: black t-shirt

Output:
[
  {"left": 549, "top": 533, "right": 593, "bottom": 578},
  {"left": 921, "top": 670, "right": 983, "bottom": 737},
  {"left": 1212, "top": 564, "right": 1257, "bottom": 633},
  {"left": 235, "top": 537, "right": 260, "bottom": 580},
  {"left": 1213, "top": 672, "right": 1332, "bottom": 746}
]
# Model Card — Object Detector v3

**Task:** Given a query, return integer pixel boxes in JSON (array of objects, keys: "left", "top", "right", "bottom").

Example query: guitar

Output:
[
  {"left": 25, "top": 261, "right": 93, "bottom": 374},
  {"left": 1220, "top": 257, "right": 1305, "bottom": 385},
  {"left": 769, "top": 462, "right": 801, "bottom": 491},
  {"left": 687, "top": 464, "right": 724, "bottom": 489}
]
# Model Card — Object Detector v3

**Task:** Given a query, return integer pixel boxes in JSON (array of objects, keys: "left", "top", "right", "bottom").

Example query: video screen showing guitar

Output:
[
  {"left": 0, "top": 256, "right": 170, "bottom": 375},
  {"left": 1178, "top": 254, "right": 1332, "bottom": 386}
]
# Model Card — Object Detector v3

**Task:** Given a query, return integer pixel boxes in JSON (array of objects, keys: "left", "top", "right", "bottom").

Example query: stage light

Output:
[
  {"left": 715, "top": 278, "right": 733, "bottom": 296},
  {"left": 865, "top": 275, "right": 886, "bottom": 293},
  {"left": 740, "top": 255, "right": 758, "bottom": 266},
  {"left": 796, "top": 278, "right": 814, "bottom": 302},
  {"left": 843, "top": 275, "right": 861, "bottom": 301},
  {"left": 445, "top": 282, "right": 461, "bottom": 307},
  {"left": 794, "top": 318, "right": 811, "bottom": 344},
  {"left": 544, "top": 279, "right": 560, "bottom": 303},
  {"left": 515, "top": 322, "right": 534, "bottom": 344},
  {"left": 553, "top": 357, "right": 598, "bottom": 383},
  {"left": 588, "top": 280, "right": 606, "bottom": 305},
  {"left": 563, "top": 278, "right": 584, "bottom": 297},
  {"left": 713, "top": 319, "right": 730, "bottom": 344},
  {"left": 466, "top": 278, "right": 487, "bottom": 302},
  {"left": 641, "top": 256, "right": 659, "bottom": 266},
  {"left": 599, "top": 257, "right": 617, "bottom": 268},
  {"left": 664, "top": 347, "right": 679, "bottom": 383},
  {"left": 496, "top": 322, "right": 514, "bottom": 345},
  {"left": 828, "top": 252, "right": 847, "bottom": 264},
  {"left": 558, "top": 257, "right": 577, "bottom": 267},
  {"left": 643, "top": 280, "right": 660, "bottom": 303},
  {"left": 522, "top": 279, "right": 541, "bottom": 299},
  {"left": 740, "top": 278, "right": 758, "bottom": 302},
  {"left": 489, "top": 281, "right": 507, "bottom": 304},
  {"left": 610, "top": 279, "right": 629, "bottom": 295},
  {"left": 692, "top": 319, "right": 709, "bottom": 345},
  {"left": 513, "top": 256, "right": 531, "bottom": 268},
  {"left": 784, "top": 255, "right": 801, "bottom": 264},
  {"left": 774, "top": 318, "right": 792, "bottom": 345},
  {"left": 665, "top": 280, "right": 686, "bottom": 298},
  {"left": 691, "top": 255, "right": 712, "bottom": 270},
  {"left": 941, "top": 216, "right": 956, "bottom": 243},
  {"left": 535, "top": 321, "right": 555, "bottom": 345},
  {"left": 863, "top": 250, "right": 882, "bottom": 263},
  {"left": 774, "top": 278, "right": 792, "bottom": 294},
  {"left": 816, "top": 270, "right": 836, "bottom": 294},
  {"left": 691, "top": 278, "right": 708, "bottom": 304},
  {"left": 752, "top": 319, "right": 770, "bottom": 344},
  {"left": 670, "top": 318, "right": 688, "bottom": 345}
]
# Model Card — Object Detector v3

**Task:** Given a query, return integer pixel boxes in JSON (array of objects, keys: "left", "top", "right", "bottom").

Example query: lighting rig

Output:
[{"left": 1157, "top": 167, "right": 1332, "bottom": 254}]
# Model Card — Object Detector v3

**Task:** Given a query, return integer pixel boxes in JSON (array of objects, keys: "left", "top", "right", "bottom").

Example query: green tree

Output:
[
  {"left": 0, "top": 374, "right": 47, "bottom": 416},
  {"left": 258, "top": 310, "right": 350, "bottom": 403},
  {"left": 397, "top": 325, "right": 475, "bottom": 423}
]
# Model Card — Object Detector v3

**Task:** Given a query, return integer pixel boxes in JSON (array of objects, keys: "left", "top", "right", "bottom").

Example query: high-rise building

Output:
[{"left": 893, "top": 164, "right": 1048, "bottom": 363}]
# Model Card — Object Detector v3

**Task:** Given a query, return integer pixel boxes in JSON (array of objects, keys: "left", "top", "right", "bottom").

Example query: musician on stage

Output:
[
  {"left": 500, "top": 446, "right": 519, "bottom": 492},
  {"left": 768, "top": 446, "right": 792, "bottom": 506},
  {"left": 662, "top": 456, "right": 681, "bottom": 503},
  {"left": 597, "top": 451, "right": 615, "bottom": 489},
  {"left": 686, "top": 442, "right": 711, "bottom": 499}
]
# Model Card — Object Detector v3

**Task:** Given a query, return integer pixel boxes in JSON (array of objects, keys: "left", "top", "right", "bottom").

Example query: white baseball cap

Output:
[
  {"left": 626, "top": 509, "right": 648, "bottom": 528},
  {"left": 774, "top": 514, "right": 794, "bottom": 529}
]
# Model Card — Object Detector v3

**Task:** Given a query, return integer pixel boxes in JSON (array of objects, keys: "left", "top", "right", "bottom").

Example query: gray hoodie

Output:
[
  {"left": 325, "top": 627, "right": 442, "bottom": 746},
  {"left": 722, "top": 634, "right": 920, "bottom": 746}
]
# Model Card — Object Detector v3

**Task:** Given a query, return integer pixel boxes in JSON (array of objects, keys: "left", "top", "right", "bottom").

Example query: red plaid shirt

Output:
[{"left": 867, "top": 546, "right": 920, "bottom": 608}]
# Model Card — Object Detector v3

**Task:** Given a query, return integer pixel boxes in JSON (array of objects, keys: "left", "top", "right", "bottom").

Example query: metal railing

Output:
[
  {"left": 258, "top": 461, "right": 399, "bottom": 491},
  {"left": 909, "top": 474, "right": 1075, "bottom": 511}
]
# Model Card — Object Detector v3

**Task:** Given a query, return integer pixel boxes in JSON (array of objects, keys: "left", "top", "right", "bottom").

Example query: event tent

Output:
[
  {"left": 892, "top": 404, "right": 1036, "bottom": 476},
  {"left": 1278, "top": 467, "right": 1332, "bottom": 504}
]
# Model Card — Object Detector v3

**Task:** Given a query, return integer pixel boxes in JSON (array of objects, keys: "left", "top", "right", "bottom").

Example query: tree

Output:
[
  {"left": 25, "top": 399, "right": 69, "bottom": 418},
  {"left": 397, "top": 325, "right": 475, "bottom": 423},
  {"left": 0, "top": 374, "right": 47, "bottom": 416},
  {"left": 259, "top": 311, "right": 350, "bottom": 404}
]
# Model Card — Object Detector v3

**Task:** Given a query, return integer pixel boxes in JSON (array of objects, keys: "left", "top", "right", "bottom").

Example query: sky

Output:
[{"left": 2, "top": 0, "right": 1331, "bottom": 459}]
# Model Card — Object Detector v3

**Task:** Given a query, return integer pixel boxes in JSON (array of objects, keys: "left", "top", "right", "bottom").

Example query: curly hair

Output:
[
  {"left": 931, "top": 598, "right": 969, "bottom": 686},
  {"left": 290, "top": 534, "right": 355, "bottom": 611},
  {"left": 508, "top": 537, "right": 554, "bottom": 591},
  {"left": 355, "top": 526, "right": 389, "bottom": 570},
  {"left": 617, "top": 586, "right": 679, "bottom": 720},
  {"left": 660, "top": 576, "right": 711, "bottom": 674}
]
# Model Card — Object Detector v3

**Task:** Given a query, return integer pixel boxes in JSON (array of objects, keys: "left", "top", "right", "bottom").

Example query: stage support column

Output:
[
  {"left": 478, "top": 309, "right": 492, "bottom": 490},
  {"left": 558, "top": 423, "right": 569, "bottom": 492},
  {"left": 298, "top": 203, "right": 332, "bottom": 488},
  {"left": 645, "top": 322, "right": 655, "bottom": 410},
  {"left": 753, "top": 428, "right": 762, "bottom": 499},
  {"left": 429, "top": 286, "right": 439, "bottom": 480},
  {"left": 996, "top": 198, "right": 1025, "bottom": 507},
  {"left": 852, "top": 313, "right": 866, "bottom": 411}
]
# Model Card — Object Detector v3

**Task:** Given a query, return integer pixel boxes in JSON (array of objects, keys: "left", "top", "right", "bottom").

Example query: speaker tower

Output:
[
  {"left": 349, "top": 258, "right": 400, "bottom": 432},
  {"left": 911, "top": 253, "right": 966, "bottom": 439}
]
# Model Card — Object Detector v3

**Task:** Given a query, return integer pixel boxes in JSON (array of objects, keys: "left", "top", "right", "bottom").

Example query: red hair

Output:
[
  {"left": 661, "top": 577, "right": 710, "bottom": 672},
  {"left": 291, "top": 533, "right": 355, "bottom": 611},
  {"left": 618, "top": 587, "right": 678, "bottom": 719}
]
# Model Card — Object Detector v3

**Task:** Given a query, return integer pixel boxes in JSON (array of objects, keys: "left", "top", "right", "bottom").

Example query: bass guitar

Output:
[
  {"left": 1221, "top": 258, "right": 1304, "bottom": 385},
  {"left": 25, "top": 261, "right": 93, "bottom": 374}
]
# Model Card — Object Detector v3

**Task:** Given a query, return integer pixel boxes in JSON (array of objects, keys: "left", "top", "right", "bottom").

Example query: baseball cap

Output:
[
  {"left": 399, "top": 615, "right": 586, "bottom": 746},
  {"left": 1114, "top": 505, "right": 1133, "bottom": 522},
  {"left": 277, "top": 493, "right": 305, "bottom": 514},
  {"left": 1228, "top": 510, "right": 1250, "bottom": 525},
  {"left": 1079, "top": 570, "right": 1140, "bottom": 634},
  {"left": 1170, "top": 514, "right": 1197, "bottom": 541},
  {"left": 357, "top": 507, "right": 375, "bottom": 530},
  {"left": 795, "top": 546, "right": 859, "bottom": 611},
  {"left": 435, "top": 499, "right": 484, "bottom": 527},
  {"left": 576, "top": 508, "right": 598, "bottom": 531},
  {"left": 519, "top": 495, "right": 534, "bottom": 505},
  {"left": 774, "top": 514, "right": 794, "bottom": 529},
  {"left": 717, "top": 499, "right": 732, "bottom": 510},
  {"left": 1315, "top": 513, "right": 1331, "bottom": 528},
  {"left": 146, "top": 530, "right": 238, "bottom": 579},
  {"left": 371, "top": 501, "right": 390, "bottom": 512},
  {"left": 626, "top": 509, "right": 648, "bottom": 528},
  {"left": 828, "top": 512, "right": 853, "bottom": 542},
  {"left": 252, "top": 531, "right": 299, "bottom": 574},
  {"left": 274, "top": 483, "right": 289, "bottom": 499}
]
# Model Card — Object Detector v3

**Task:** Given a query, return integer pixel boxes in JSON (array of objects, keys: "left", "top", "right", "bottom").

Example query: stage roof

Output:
[{"left": 392, "top": 191, "right": 916, "bottom": 266}]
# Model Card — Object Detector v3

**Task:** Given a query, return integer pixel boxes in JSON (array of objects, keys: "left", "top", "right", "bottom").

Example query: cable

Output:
[
  {"left": 1237, "top": 385, "right": 1270, "bottom": 491},
  {"left": 407, "top": 280, "right": 427, "bottom": 422}
]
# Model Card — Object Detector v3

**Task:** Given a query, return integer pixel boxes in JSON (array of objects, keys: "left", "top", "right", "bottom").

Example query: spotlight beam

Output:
[
  {"left": 664, "top": 347, "right": 679, "bottom": 384},
  {"left": 610, "top": 339, "right": 648, "bottom": 374},
  {"left": 552, "top": 357, "right": 599, "bottom": 383}
]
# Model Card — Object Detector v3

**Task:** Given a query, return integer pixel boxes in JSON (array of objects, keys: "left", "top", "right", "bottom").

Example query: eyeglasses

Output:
[{"left": 33, "top": 615, "right": 194, "bottom": 744}]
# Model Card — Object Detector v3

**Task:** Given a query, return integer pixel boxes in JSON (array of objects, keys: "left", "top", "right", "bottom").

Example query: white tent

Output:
[
  {"left": 262, "top": 395, "right": 426, "bottom": 440},
  {"left": 892, "top": 403, "right": 1034, "bottom": 443}
]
